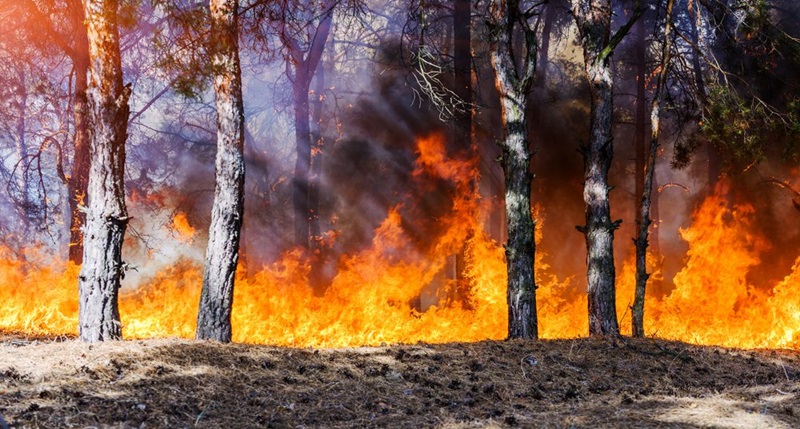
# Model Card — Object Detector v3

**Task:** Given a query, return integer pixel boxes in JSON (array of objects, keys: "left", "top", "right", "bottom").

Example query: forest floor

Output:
[{"left": 0, "top": 333, "right": 798, "bottom": 428}]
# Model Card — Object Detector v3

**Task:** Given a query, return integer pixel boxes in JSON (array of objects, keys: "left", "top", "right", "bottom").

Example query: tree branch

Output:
[{"left": 599, "top": 3, "right": 644, "bottom": 61}]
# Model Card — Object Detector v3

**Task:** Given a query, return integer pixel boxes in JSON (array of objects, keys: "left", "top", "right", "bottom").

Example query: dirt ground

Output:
[{"left": 0, "top": 333, "right": 798, "bottom": 428}]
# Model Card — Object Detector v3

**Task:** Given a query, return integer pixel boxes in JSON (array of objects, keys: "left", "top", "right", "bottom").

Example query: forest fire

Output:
[
  {"left": 3, "top": 0, "right": 800, "bottom": 426},
  {"left": 1, "top": 133, "right": 512, "bottom": 346},
  {"left": 0, "top": 135, "right": 797, "bottom": 349}
]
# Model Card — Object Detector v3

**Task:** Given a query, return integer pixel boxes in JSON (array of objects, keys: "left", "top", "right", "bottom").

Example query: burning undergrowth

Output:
[
  {"left": 1, "top": 132, "right": 799, "bottom": 348},
  {"left": 0, "top": 59, "right": 799, "bottom": 350},
  {"left": 0, "top": 130, "right": 511, "bottom": 347}
]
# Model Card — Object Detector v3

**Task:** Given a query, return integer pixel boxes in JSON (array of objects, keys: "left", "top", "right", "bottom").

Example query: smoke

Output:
[
  {"left": 41, "top": 0, "right": 800, "bottom": 305},
  {"left": 331, "top": 68, "right": 452, "bottom": 252}
]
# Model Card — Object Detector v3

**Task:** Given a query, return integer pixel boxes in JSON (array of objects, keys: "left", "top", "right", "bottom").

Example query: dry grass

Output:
[{"left": 0, "top": 333, "right": 798, "bottom": 428}]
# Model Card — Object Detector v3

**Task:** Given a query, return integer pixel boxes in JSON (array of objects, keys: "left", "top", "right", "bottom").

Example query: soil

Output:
[{"left": 0, "top": 333, "right": 798, "bottom": 428}]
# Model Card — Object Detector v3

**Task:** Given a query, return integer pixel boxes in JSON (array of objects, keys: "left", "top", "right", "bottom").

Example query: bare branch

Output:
[
  {"left": 657, "top": 182, "right": 689, "bottom": 193},
  {"left": 411, "top": 47, "right": 470, "bottom": 121}
]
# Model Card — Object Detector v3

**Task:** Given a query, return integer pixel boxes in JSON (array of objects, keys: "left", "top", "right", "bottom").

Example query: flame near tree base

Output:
[{"left": 1, "top": 136, "right": 798, "bottom": 349}]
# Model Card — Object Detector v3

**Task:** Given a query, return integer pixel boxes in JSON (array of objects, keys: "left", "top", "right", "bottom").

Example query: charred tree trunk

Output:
[
  {"left": 453, "top": 0, "right": 473, "bottom": 305},
  {"left": 78, "top": 0, "right": 131, "bottom": 342},
  {"left": 688, "top": 2, "right": 721, "bottom": 187},
  {"left": 535, "top": 0, "right": 555, "bottom": 87},
  {"left": 700, "top": 0, "right": 737, "bottom": 77},
  {"left": 453, "top": 0, "right": 471, "bottom": 117},
  {"left": 572, "top": 0, "right": 631, "bottom": 336},
  {"left": 650, "top": 170, "right": 659, "bottom": 253},
  {"left": 196, "top": 0, "right": 246, "bottom": 342},
  {"left": 292, "top": 71, "right": 313, "bottom": 250},
  {"left": 68, "top": 0, "right": 91, "bottom": 264},
  {"left": 309, "top": 59, "right": 326, "bottom": 293},
  {"left": 283, "top": 2, "right": 334, "bottom": 251},
  {"left": 15, "top": 69, "right": 31, "bottom": 227},
  {"left": 21, "top": 0, "right": 93, "bottom": 263},
  {"left": 631, "top": 4, "right": 647, "bottom": 333},
  {"left": 633, "top": 14, "right": 646, "bottom": 242},
  {"left": 488, "top": 0, "right": 538, "bottom": 340},
  {"left": 69, "top": 66, "right": 91, "bottom": 264},
  {"left": 633, "top": 0, "right": 674, "bottom": 338}
]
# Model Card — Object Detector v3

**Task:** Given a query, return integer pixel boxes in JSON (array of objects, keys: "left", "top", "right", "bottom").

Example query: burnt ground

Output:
[{"left": 0, "top": 334, "right": 798, "bottom": 428}]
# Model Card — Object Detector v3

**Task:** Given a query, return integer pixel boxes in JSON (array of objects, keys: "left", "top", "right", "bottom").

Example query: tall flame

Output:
[
  {"left": 0, "top": 137, "right": 798, "bottom": 349},
  {"left": 632, "top": 182, "right": 800, "bottom": 349}
]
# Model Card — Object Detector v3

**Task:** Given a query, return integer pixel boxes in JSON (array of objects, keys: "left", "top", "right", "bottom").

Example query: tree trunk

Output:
[
  {"left": 687, "top": 3, "right": 722, "bottom": 187},
  {"left": 453, "top": 0, "right": 473, "bottom": 306},
  {"left": 701, "top": 0, "right": 736, "bottom": 77},
  {"left": 309, "top": 59, "right": 325, "bottom": 293},
  {"left": 78, "top": 0, "right": 131, "bottom": 342},
  {"left": 650, "top": 169, "right": 659, "bottom": 254},
  {"left": 19, "top": 0, "right": 94, "bottom": 263},
  {"left": 500, "top": 89, "right": 537, "bottom": 339},
  {"left": 488, "top": 0, "right": 538, "bottom": 340},
  {"left": 453, "top": 0, "right": 471, "bottom": 118},
  {"left": 535, "top": 0, "right": 555, "bottom": 87},
  {"left": 572, "top": 0, "right": 620, "bottom": 336},
  {"left": 285, "top": 3, "right": 334, "bottom": 252},
  {"left": 633, "top": 0, "right": 674, "bottom": 338},
  {"left": 631, "top": 5, "right": 647, "bottom": 335},
  {"left": 633, "top": 14, "right": 646, "bottom": 242},
  {"left": 292, "top": 71, "right": 313, "bottom": 250},
  {"left": 67, "top": 1, "right": 91, "bottom": 264},
  {"left": 196, "top": 0, "right": 246, "bottom": 342},
  {"left": 15, "top": 68, "right": 30, "bottom": 226}
]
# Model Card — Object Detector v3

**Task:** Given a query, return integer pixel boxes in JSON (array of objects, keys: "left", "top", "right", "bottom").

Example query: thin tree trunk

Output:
[
  {"left": 528, "top": 0, "right": 553, "bottom": 161},
  {"left": 650, "top": 170, "right": 659, "bottom": 253},
  {"left": 572, "top": 0, "right": 620, "bottom": 336},
  {"left": 196, "top": 0, "right": 246, "bottom": 342},
  {"left": 24, "top": 0, "right": 92, "bottom": 263},
  {"left": 535, "top": 0, "right": 555, "bottom": 87},
  {"left": 688, "top": 2, "right": 721, "bottom": 186},
  {"left": 309, "top": 59, "right": 325, "bottom": 293},
  {"left": 78, "top": 0, "right": 131, "bottom": 342},
  {"left": 15, "top": 68, "right": 30, "bottom": 226},
  {"left": 700, "top": 0, "right": 736, "bottom": 77},
  {"left": 285, "top": 3, "right": 333, "bottom": 251},
  {"left": 633, "top": 0, "right": 674, "bottom": 338},
  {"left": 488, "top": 0, "right": 538, "bottom": 339},
  {"left": 631, "top": 3, "right": 647, "bottom": 333},
  {"left": 18, "top": 0, "right": 92, "bottom": 262},
  {"left": 68, "top": 0, "right": 91, "bottom": 264},
  {"left": 633, "top": 14, "right": 646, "bottom": 241},
  {"left": 292, "top": 72, "right": 313, "bottom": 250},
  {"left": 453, "top": 0, "right": 472, "bottom": 161},
  {"left": 453, "top": 0, "right": 473, "bottom": 306}
]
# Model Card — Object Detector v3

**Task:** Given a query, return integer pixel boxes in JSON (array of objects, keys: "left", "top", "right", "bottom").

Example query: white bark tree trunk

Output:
[
  {"left": 78, "top": 0, "right": 131, "bottom": 342},
  {"left": 196, "top": 0, "right": 246, "bottom": 342},
  {"left": 488, "top": 0, "right": 539, "bottom": 339},
  {"left": 571, "top": 0, "right": 620, "bottom": 336}
]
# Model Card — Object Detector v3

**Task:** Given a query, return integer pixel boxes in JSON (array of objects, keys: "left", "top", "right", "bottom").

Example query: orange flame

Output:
[
  {"left": 633, "top": 182, "right": 799, "bottom": 349},
  {"left": 0, "top": 139, "right": 798, "bottom": 349},
  {"left": 0, "top": 133, "right": 510, "bottom": 346},
  {"left": 171, "top": 212, "right": 196, "bottom": 243}
]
